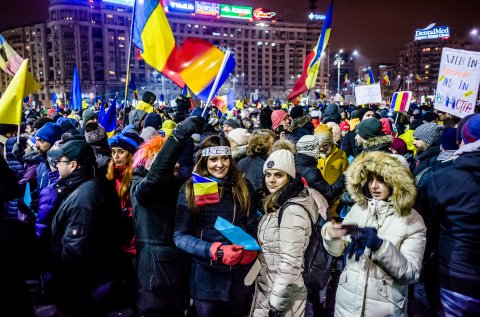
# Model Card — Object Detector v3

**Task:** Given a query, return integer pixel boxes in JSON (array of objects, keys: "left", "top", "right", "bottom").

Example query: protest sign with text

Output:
[
  {"left": 355, "top": 83, "right": 382, "bottom": 105},
  {"left": 435, "top": 47, "right": 480, "bottom": 118}
]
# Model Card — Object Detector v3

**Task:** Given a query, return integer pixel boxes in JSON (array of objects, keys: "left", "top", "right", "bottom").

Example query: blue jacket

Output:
[
  {"left": 5, "top": 137, "right": 25, "bottom": 218},
  {"left": 36, "top": 170, "right": 60, "bottom": 241},
  {"left": 174, "top": 179, "right": 258, "bottom": 301}
]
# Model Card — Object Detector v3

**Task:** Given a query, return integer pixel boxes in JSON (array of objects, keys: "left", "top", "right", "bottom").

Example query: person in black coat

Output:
[
  {"left": 49, "top": 140, "right": 123, "bottom": 317},
  {"left": 174, "top": 135, "right": 258, "bottom": 317},
  {"left": 130, "top": 116, "right": 205, "bottom": 317}
]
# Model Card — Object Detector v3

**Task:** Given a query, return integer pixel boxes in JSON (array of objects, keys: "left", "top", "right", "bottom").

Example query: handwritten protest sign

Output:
[
  {"left": 355, "top": 84, "right": 382, "bottom": 105},
  {"left": 435, "top": 48, "right": 480, "bottom": 118}
]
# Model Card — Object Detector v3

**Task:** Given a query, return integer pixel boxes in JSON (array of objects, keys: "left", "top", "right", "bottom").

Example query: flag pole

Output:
[
  {"left": 122, "top": 0, "right": 137, "bottom": 128},
  {"left": 201, "top": 49, "right": 231, "bottom": 118}
]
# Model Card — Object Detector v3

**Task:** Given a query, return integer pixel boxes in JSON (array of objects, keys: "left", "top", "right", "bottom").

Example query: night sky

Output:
[{"left": 1, "top": 0, "right": 479, "bottom": 64}]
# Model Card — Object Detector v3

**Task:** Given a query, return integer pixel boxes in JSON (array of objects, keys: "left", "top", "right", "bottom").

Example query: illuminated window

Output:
[
  {"left": 107, "top": 14, "right": 113, "bottom": 18},
  {"left": 118, "top": 36, "right": 125, "bottom": 41},
  {"left": 109, "top": 70, "right": 115, "bottom": 75},
  {"left": 424, "top": 64, "right": 430, "bottom": 68}
]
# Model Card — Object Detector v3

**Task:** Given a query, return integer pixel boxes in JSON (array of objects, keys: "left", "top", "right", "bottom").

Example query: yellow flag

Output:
[{"left": 0, "top": 59, "right": 40, "bottom": 125}]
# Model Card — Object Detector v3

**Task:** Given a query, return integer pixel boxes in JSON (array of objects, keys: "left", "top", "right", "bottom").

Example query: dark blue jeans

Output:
[
  {"left": 194, "top": 296, "right": 250, "bottom": 317},
  {"left": 440, "top": 288, "right": 480, "bottom": 317}
]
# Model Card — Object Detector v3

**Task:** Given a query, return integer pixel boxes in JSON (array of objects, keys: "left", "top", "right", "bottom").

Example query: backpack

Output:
[{"left": 278, "top": 202, "right": 334, "bottom": 290}]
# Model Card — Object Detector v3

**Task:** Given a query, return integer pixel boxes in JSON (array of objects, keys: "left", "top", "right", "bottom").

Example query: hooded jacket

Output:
[
  {"left": 321, "top": 151, "right": 426, "bottom": 317},
  {"left": 363, "top": 135, "right": 409, "bottom": 169},
  {"left": 251, "top": 176, "right": 327, "bottom": 316},
  {"left": 288, "top": 115, "right": 314, "bottom": 144},
  {"left": 425, "top": 140, "right": 480, "bottom": 298}
]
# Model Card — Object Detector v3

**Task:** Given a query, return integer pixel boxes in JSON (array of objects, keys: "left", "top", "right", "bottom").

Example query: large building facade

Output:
[{"left": 0, "top": 0, "right": 330, "bottom": 104}]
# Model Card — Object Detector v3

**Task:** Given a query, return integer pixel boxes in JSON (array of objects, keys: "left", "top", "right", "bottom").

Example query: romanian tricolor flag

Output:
[
  {"left": 177, "top": 38, "right": 236, "bottom": 102},
  {"left": 343, "top": 73, "right": 348, "bottom": 87},
  {"left": 382, "top": 71, "right": 391, "bottom": 86},
  {"left": 390, "top": 91, "right": 412, "bottom": 113},
  {"left": 0, "top": 34, "right": 23, "bottom": 76},
  {"left": 288, "top": 1, "right": 333, "bottom": 100},
  {"left": 192, "top": 172, "right": 220, "bottom": 207},
  {"left": 129, "top": 78, "right": 138, "bottom": 101},
  {"left": 100, "top": 99, "right": 117, "bottom": 138},
  {"left": 132, "top": 0, "right": 184, "bottom": 87},
  {"left": 366, "top": 69, "right": 375, "bottom": 85},
  {"left": 212, "top": 90, "right": 235, "bottom": 114}
]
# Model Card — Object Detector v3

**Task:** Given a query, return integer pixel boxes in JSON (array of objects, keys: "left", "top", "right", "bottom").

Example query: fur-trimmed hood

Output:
[
  {"left": 363, "top": 134, "right": 392, "bottom": 152},
  {"left": 345, "top": 151, "right": 416, "bottom": 216},
  {"left": 289, "top": 115, "right": 312, "bottom": 131},
  {"left": 133, "top": 135, "right": 166, "bottom": 170}
]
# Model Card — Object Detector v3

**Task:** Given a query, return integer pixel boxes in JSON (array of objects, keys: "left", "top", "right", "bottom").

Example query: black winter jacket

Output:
[
  {"left": 295, "top": 153, "right": 345, "bottom": 205},
  {"left": 413, "top": 142, "right": 441, "bottom": 178},
  {"left": 237, "top": 154, "right": 268, "bottom": 191}
]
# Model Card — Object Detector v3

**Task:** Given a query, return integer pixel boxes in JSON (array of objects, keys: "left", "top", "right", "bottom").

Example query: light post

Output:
[
  {"left": 406, "top": 73, "right": 413, "bottom": 91},
  {"left": 334, "top": 53, "right": 344, "bottom": 94}
]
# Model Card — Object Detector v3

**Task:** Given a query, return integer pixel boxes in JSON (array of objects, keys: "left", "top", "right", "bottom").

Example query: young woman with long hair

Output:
[{"left": 174, "top": 135, "right": 259, "bottom": 317}]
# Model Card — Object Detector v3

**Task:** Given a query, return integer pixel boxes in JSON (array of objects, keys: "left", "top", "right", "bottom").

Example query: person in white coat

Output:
[{"left": 321, "top": 151, "right": 426, "bottom": 317}]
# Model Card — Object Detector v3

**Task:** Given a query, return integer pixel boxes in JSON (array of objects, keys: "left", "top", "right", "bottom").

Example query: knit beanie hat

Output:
[
  {"left": 390, "top": 138, "right": 407, "bottom": 155},
  {"left": 223, "top": 118, "right": 241, "bottom": 129},
  {"left": 310, "top": 110, "right": 321, "bottom": 119},
  {"left": 358, "top": 108, "right": 372, "bottom": 121},
  {"left": 339, "top": 121, "right": 350, "bottom": 131},
  {"left": 271, "top": 110, "right": 288, "bottom": 131},
  {"left": 326, "top": 122, "right": 341, "bottom": 145},
  {"left": 85, "top": 123, "right": 107, "bottom": 144},
  {"left": 314, "top": 124, "right": 333, "bottom": 143},
  {"left": 462, "top": 114, "right": 480, "bottom": 144},
  {"left": 413, "top": 122, "right": 444, "bottom": 145},
  {"left": 140, "top": 126, "right": 159, "bottom": 141},
  {"left": 296, "top": 135, "right": 320, "bottom": 159},
  {"left": 36, "top": 122, "right": 63, "bottom": 145},
  {"left": 356, "top": 118, "right": 383, "bottom": 140},
  {"left": 440, "top": 128, "right": 458, "bottom": 150},
  {"left": 263, "top": 149, "right": 296, "bottom": 178},
  {"left": 82, "top": 109, "right": 97, "bottom": 126},
  {"left": 227, "top": 128, "right": 251, "bottom": 146},
  {"left": 108, "top": 132, "right": 143, "bottom": 154},
  {"left": 290, "top": 106, "right": 304, "bottom": 120},
  {"left": 456, "top": 114, "right": 475, "bottom": 143},
  {"left": 350, "top": 110, "right": 360, "bottom": 119},
  {"left": 143, "top": 112, "right": 163, "bottom": 130}
]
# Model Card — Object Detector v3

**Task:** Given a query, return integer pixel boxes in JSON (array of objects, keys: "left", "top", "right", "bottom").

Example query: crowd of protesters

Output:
[{"left": 0, "top": 91, "right": 479, "bottom": 317}]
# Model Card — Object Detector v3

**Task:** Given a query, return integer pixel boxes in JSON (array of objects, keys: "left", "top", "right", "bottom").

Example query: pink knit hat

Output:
[{"left": 271, "top": 110, "right": 288, "bottom": 131}]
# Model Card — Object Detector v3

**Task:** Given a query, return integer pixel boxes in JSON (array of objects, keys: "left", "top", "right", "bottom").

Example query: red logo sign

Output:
[{"left": 253, "top": 8, "right": 276, "bottom": 20}]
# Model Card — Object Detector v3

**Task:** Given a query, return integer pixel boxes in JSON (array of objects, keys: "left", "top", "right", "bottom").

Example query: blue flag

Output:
[
  {"left": 70, "top": 66, "right": 82, "bottom": 111},
  {"left": 99, "top": 101, "right": 105, "bottom": 123},
  {"left": 24, "top": 182, "right": 32, "bottom": 209},
  {"left": 100, "top": 99, "right": 117, "bottom": 138},
  {"left": 214, "top": 216, "right": 261, "bottom": 251}
]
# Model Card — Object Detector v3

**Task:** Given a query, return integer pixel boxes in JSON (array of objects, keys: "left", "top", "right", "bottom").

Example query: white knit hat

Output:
[
  {"left": 263, "top": 149, "right": 296, "bottom": 178},
  {"left": 296, "top": 135, "right": 320, "bottom": 159},
  {"left": 227, "top": 128, "right": 251, "bottom": 146}
]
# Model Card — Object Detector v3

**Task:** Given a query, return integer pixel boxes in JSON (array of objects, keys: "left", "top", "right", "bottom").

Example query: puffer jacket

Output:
[
  {"left": 238, "top": 154, "right": 268, "bottom": 191},
  {"left": 36, "top": 170, "right": 60, "bottom": 240},
  {"left": 5, "top": 137, "right": 25, "bottom": 217},
  {"left": 251, "top": 179, "right": 322, "bottom": 317},
  {"left": 322, "top": 151, "right": 426, "bottom": 317}
]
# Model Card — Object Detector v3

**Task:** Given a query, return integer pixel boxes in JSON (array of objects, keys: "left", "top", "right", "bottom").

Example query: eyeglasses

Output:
[{"left": 56, "top": 160, "right": 71, "bottom": 165}]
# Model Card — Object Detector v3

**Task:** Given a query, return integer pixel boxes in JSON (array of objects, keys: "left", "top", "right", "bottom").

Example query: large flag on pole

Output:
[
  {"left": 0, "top": 34, "right": 24, "bottom": 76},
  {"left": 100, "top": 99, "right": 117, "bottom": 138},
  {"left": 129, "top": 78, "right": 138, "bottom": 101},
  {"left": 132, "top": 0, "right": 184, "bottom": 87},
  {"left": 366, "top": 69, "right": 375, "bottom": 85},
  {"left": 288, "top": 1, "right": 333, "bottom": 100},
  {"left": 70, "top": 66, "right": 82, "bottom": 111},
  {"left": 0, "top": 59, "right": 40, "bottom": 125}
]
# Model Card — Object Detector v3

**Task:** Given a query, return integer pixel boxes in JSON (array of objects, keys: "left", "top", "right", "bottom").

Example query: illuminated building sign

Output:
[
  {"left": 195, "top": 1, "right": 219, "bottom": 16},
  {"left": 167, "top": 1, "right": 195, "bottom": 13},
  {"left": 219, "top": 4, "right": 252, "bottom": 19},
  {"left": 253, "top": 8, "right": 276, "bottom": 20},
  {"left": 414, "top": 23, "right": 450, "bottom": 41},
  {"left": 102, "top": 0, "right": 135, "bottom": 5},
  {"left": 308, "top": 12, "right": 326, "bottom": 20}
]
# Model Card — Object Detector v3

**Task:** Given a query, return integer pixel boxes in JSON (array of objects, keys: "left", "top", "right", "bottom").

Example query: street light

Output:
[{"left": 334, "top": 53, "right": 344, "bottom": 94}]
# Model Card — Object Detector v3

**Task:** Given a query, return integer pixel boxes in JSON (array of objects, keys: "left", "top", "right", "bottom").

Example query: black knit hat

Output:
[
  {"left": 290, "top": 106, "right": 304, "bottom": 120},
  {"left": 356, "top": 118, "right": 383, "bottom": 140}
]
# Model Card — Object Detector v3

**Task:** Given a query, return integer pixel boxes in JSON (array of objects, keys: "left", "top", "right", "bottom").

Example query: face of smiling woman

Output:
[
  {"left": 207, "top": 155, "right": 230, "bottom": 179},
  {"left": 264, "top": 169, "right": 289, "bottom": 194}
]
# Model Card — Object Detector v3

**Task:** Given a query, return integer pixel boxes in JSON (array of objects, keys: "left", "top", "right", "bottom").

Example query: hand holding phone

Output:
[{"left": 327, "top": 220, "right": 357, "bottom": 238}]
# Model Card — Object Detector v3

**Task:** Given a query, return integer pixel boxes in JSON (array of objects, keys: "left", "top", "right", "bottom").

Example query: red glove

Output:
[
  {"left": 210, "top": 242, "right": 223, "bottom": 261},
  {"left": 210, "top": 243, "right": 245, "bottom": 266},
  {"left": 239, "top": 250, "right": 258, "bottom": 265}
]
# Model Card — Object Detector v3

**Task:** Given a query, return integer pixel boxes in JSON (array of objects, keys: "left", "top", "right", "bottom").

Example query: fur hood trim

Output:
[
  {"left": 289, "top": 115, "right": 312, "bottom": 131},
  {"left": 363, "top": 134, "right": 393, "bottom": 150},
  {"left": 345, "top": 151, "right": 416, "bottom": 216},
  {"left": 133, "top": 135, "right": 166, "bottom": 169}
]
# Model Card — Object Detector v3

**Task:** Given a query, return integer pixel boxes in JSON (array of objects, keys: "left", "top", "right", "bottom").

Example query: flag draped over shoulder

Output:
[
  {"left": 132, "top": 0, "right": 184, "bottom": 87},
  {"left": 192, "top": 173, "right": 220, "bottom": 207},
  {"left": 70, "top": 66, "right": 82, "bottom": 111},
  {"left": 0, "top": 59, "right": 40, "bottom": 125},
  {"left": 100, "top": 99, "right": 117, "bottom": 138},
  {"left": 288, "top": 1, "right": 333, "bottom": 100},
  {"left": 0, "top": 34, "right": 24, "bottom": 76},
  {"left": 177, "top": 39, "right": 236, "bottom": 102}
]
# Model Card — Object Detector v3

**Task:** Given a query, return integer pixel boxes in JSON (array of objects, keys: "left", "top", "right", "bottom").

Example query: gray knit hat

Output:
[
  {"left": 85, "top": 123, "right": 107, "bottom": 144},
  {"left": 82, "top": 110, "right": 97, "bottom": 126},
  {"left": 413, "top": 122, "right": 444, "bottom": 145},
  {"left": 263, "top": 149, "right": 296, "bottom": 178},
  {"left": 296, "top": 135, "right": 320, "bottom": 159}
]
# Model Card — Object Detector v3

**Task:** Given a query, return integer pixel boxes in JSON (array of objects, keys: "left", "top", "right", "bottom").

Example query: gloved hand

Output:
[
  {"left": 173, "top": 116, "right": 205, "bottom": 140},
  {"left": 345, "top": 235, "right": 365, "bottom": 261},
  {"left": 268, "top": 308, "right": 282, "bottom": 317},
  {"left": 239, "top": 250, "right": 257, "bottom": 265},
  {"left": 210, "top": 243, "right": 245, "bottom": 266},
  {"left": 357, "top": 227, "right": 383, "bottom": 252}
]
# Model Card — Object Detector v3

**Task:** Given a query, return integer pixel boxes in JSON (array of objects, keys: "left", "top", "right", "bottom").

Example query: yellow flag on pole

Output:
[{"left": 0, "top": 59, "right": 40, "bottom": 125}]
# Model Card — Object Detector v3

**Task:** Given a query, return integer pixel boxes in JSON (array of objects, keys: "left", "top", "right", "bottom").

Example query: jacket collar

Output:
[
  {"left": 56, "top": 166, "right": 95, "bottom": 197},
  {"left": 416, "top": 142, "right": 441, "bottom": 161}
]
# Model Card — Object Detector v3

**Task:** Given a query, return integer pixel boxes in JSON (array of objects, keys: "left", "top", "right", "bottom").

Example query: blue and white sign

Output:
[
  {"left": 414, "top": 23, "right": 450, "bottom": 41},
  {"left": 308, "top": 12, "right": 326, "bottom": 21},
  {"left": 167, "top": 0, "right": 195, "bottom": 13}
]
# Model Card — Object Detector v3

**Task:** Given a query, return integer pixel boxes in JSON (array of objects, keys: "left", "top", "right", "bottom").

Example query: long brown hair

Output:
[
  {"left": 106, "top": 152, "right": 134, "bottom": 203},
  {"left": 185, "top": 135, "right": 251, "bottom": 213}
]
